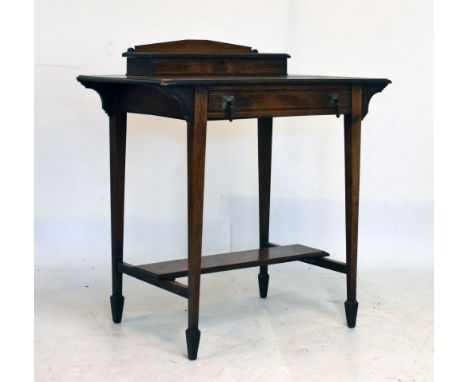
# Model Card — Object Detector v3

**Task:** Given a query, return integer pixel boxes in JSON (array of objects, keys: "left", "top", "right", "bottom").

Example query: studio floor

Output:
[{"left": 35, "top": 265, "right": 433, "bottom": 382}]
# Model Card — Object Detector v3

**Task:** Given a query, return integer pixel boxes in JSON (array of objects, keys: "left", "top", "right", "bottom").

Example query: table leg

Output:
[
  {"left": 185, "top": 87, "right": 207, "bottom": 360},
  {"left": 344, "top": 86, "right": 362, "bottom": 328},
  {"left": 109, "top": 109, "right": 127, "bottom": 323},
  {"left": 258, "top": 117, "right": 273, "bottom": 298}
]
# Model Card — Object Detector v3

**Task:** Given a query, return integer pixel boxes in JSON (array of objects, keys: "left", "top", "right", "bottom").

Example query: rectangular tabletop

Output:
[{"left": 77, "top": 74, "right": 391, "bottom": 87}]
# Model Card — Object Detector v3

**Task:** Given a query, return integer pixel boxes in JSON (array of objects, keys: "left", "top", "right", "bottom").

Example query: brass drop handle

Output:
[
  {"left": 222, "top": 96, "right": 235, "bottom": 122},
  {"left": 329, "top": 95, "right": 340, "bottom": 118}
]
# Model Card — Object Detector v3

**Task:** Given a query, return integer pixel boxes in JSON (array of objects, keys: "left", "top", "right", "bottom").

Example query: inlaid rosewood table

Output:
[{"left": 77, "top": 40, "right": 390, "bottom": 360}]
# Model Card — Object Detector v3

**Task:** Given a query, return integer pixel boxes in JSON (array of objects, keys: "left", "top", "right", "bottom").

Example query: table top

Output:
[{"left": 77, "top": 74, "right": 391, "bottom": 87}]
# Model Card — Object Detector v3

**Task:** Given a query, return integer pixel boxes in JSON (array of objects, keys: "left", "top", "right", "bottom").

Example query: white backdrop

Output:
[{"left": 35, "top": 0, "right": 433, "bottom": 271}]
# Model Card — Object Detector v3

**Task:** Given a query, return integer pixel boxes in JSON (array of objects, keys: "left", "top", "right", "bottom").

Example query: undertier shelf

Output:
[{"left": 135, "top": 244, "right": 329, "bottom": 279}]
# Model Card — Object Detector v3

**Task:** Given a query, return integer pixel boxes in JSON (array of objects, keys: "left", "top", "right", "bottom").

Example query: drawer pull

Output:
[
  {"left": 222, "top": 96, "right": 235, "bottom": 122},
  {"left": 329, "top": 95, "right": 340, "bottom": 118}
]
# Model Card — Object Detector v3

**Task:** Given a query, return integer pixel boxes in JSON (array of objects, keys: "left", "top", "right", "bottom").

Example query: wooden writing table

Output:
[{"left": 77, "top": 40, "right": 390, "bottom": 360}]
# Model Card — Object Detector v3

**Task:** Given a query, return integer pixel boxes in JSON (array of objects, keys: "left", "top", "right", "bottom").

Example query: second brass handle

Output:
[
  {"left": 329, "top": 95, "right": 340, "bottom": 118},
  {"left": 222, "top": 96, "right": 235, "bottom": 122}
]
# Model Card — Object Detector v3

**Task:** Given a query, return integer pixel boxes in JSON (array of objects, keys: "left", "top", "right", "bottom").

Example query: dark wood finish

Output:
[
  {"left": 344, "top": 85, "right": 362, "bottom": 328},
  {"left": 118, "top": 263, "right": 188, "bottom": 298},
  {"left": 186, "top": 87, "right": 208, "bottom": 359},
  {"left": 109, "top": 105, "right": 127, "bottom": 324},
  {"left": 77, "top": 40, "right": 390, "bottom": 360},
  {"left": 138, "top": 244, "right": 328, "bottom": 279},
  {"left": 258, "top": 117, "right": 273, "bottom": 298}
]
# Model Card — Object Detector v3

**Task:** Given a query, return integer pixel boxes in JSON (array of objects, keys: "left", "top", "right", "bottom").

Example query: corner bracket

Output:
[{"left": 361, "top": 83, "right": 390, "bottom": 120}]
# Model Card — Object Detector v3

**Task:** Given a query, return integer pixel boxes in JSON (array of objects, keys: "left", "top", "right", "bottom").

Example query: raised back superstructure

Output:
[{"left": 123, "top": 39, "right": 290, "bottom": 76}]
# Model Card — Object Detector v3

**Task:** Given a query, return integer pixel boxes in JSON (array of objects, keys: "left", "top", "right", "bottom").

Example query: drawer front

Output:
[
  {"left": 127, "top": 57, "right": 288, "bottom": 76},
  {"left": 207, "top": 85, "right": 351, "bottom": 119}
]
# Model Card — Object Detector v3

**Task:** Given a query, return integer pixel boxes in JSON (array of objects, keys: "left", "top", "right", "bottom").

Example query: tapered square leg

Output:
[
  {"left": 258, "top": 117, "right": 273, "bottom": 298},
  {"left": 109, "top": 108, "right": 127, "bottom": 323},
  {"left": 185, "top": 87, "right": 207, "bottom": 360},
  {"left": 344, "top": 86, "right": 362, "bottom": 328}
]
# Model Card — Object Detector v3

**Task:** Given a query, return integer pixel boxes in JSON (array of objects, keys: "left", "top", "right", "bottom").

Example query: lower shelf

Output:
[{"left": 137, "top": 244, "right": 329, "bottom": 279}]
